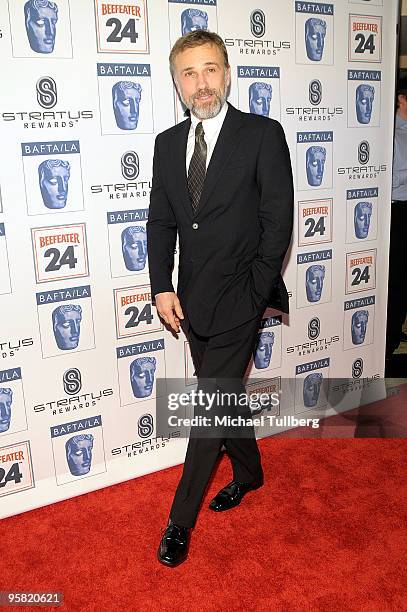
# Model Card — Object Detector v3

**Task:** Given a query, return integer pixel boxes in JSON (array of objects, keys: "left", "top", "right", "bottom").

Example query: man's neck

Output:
[{"left": 397, "top": 109, "right": 407, "bottom": 122}]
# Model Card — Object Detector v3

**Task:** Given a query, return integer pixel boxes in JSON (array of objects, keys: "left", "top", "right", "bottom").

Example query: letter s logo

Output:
[
  {"left": 308, "top": 317, "right": 320, "bottom": 340},
  {"left": 309, "top": 79, "right": 322, "bottom": 106},
  {"left": 63, "top": 368, "right": 82, "bottom": 395},
  {"left": 138, "top": 413, "right": 154, "bottom": 438},
  {"left": 121, "top": 151, "right": 139, "bottom": 180},
  {"left": 250, "top": 9, "right": 266, "bottom": 38},
  {"left": 352, "top": 358, "right": 363, "bottom": 379},
  {"left": 36, "top": 76, "right": 57, "bottom": 109},
  {"left": 358, "top": 140, "right": 370, "bottom": 165}
]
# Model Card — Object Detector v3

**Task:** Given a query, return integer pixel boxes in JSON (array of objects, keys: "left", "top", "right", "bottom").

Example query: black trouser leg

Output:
[{"left": 169, "top": 314, "right": 264, "bottom": 528}]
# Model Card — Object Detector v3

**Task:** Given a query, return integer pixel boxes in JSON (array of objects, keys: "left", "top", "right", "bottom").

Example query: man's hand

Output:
[{"left": 154, "top": 292, "right": 184, "bottom": 333}]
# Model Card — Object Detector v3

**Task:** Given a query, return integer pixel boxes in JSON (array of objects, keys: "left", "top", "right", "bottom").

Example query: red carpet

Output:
[{"left": 1, "top": 433, "right": 407, "bottom": 611}]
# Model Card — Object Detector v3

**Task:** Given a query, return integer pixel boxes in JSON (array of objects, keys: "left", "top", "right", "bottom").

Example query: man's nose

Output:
[
  {"left": 70, "top": 321, "right": 79, "bottom": 336},
  {"left": 139, "top": 242, "right": 147, "bottom": 258},
  {"left": 0, "top": 402, "right": 10, "bottom": 418},
  {"left": 196, "top": 71, "right": 209, "bottom": 90},
  {"left": 57, "top": 177, "right": 67, "bottom": 194},
  {"left": 44, "top": 19, "right": 52, "bottom": 38},
  {"left": 82, "top": 449, "right": 91, "bottom": 463},
  {"left": 128, "top": 99, "right": 137, "bottom": 116}
]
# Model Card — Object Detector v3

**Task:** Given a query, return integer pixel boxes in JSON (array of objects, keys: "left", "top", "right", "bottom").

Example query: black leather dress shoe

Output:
[
  {"left": 157, "top": 519, "right": 190, "bottom": 567},
  {"left": 209, "top": 479, "right": 263, "bottom": 512}
]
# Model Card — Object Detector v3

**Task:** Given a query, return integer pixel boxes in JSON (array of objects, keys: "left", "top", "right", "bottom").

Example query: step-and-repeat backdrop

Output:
[{"left": 0, "top": 0, "right": 399, "bottom": 518}]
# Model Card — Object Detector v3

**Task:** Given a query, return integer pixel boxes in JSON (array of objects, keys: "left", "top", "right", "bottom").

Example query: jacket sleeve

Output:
[
  {"left": 146, "top": 134, "right": 178, "bottom": 298},
  {"left": 251, "top": 120, "right": 294, "bottom": 303}
]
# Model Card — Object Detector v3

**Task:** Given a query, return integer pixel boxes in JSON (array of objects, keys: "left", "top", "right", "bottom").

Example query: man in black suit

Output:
[{"left": 147, "top": 30, "right": 293, "bottom": 567}]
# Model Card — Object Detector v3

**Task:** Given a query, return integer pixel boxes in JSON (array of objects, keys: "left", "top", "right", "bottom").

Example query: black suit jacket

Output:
[{"left": 146, "top": 103, "right": 294, "bottom": 336}]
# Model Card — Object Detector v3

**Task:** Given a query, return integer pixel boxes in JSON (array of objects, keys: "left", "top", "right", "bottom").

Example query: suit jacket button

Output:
[{"left": 192, "top": 223, "right": 199, "bottom": 229}]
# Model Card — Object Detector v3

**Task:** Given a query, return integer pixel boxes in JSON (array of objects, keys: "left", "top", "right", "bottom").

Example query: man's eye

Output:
[
  {"left": 122, "top": 99, "right": 130, "bottom": 106},
  {"left": 312, "top": 161, "right": 318, "bottom": 167},
  {"left": 62, "top": 322, "right": 70, "bottom": 328},
  {"left": 36, "top": 19, "right": 45, "bottom": 26},
  {"left": 311, "top": 34, "right": 317, "bottom": 40},
  {"left": 49, "top": 179, "right": 57, "bottom": 185}
]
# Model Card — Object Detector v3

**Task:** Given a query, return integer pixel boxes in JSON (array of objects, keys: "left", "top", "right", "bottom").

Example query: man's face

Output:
[
  {"left": 66, "top": 437, "right": 93, "bottom": 476},
  {"left": 249, "top": 83, "right": 272, "bottom": 117},
  {"left": 181, "top": 9, "right": 208, "bottom": 35},
  {"left": 53, "top": 308, "right": 82, "bottom": 350},
  {"left": 351, "top": 310, "right": 369, "bottom": 345},
  {"left": 354, "top": 201, "right": 372, "bottom": 239},
  {"left": 0, "top": 389, "right": 12, "bottom": 433},
  {"left": 122, "top": 228, "right": 147, "bottom": 271},
  {"left": 25, "top": 2, "right": 58, "bottom": 54},
  {"left": 306, "top": 265, "right": 325, "bottom": 302},
  {"left": 306, "top": 146, "right": 326, "bottom": 187},
  {"left": 130, "top": 359, "right": 156, "bottom": 398},
  {"left": 303, "top": 373, "right": 323, "bottom": 408},
  {"left": 305, "top": 18, "right": 326, "bottom": 62},
  {"left": 173, "top": 42, "right": 230, "bottom": 120},
  {"left": 39, "top": 161, "right": 70, "bottom": 209},
  {"left": 113, "top": 82, "right": 142, "bottom": 130},
  {"left": 356, "top": 85, "right": 375, "bottom": 124},
  {"left": 253, "top": 332, "right": 275, "bottom": 369}
]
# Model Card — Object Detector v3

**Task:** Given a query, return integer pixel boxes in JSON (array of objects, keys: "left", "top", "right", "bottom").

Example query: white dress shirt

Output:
[{"left": 186, "top": 102, "right": 228, "bottom": 173}]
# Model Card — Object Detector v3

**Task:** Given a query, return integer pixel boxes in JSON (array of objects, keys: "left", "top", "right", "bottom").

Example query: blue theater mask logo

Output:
[
  {"left": 138, "top": 413, "right": 154, "bottom": 438},
  {"left": 253, "top": 331, "right": 275, "bottom": 369},
  {"left": 303, "top": 372, "right": 323, "bottom": 408},
  {"left": 355, "top": 84, "right": 375, "bottom": 124},
  {"left": 121, "top": 225, "right": 147, "bottom": 271},
  {"left": 38, "top": 159, "right": 70, "bottom": 209},
  {"left": 351, "top": 310, "right": 369, "bottom": 345},
  {"left": 63, "top": 368, "right": 82, "bottom": 395},
  {"left": 112, "top": 81, "right": 142, "bottom": 130},
  {"left": 305, "top": 18, "right": 327, "bottom": 62},
  {"left": 52, "top": 304, "right": 82, "bottom": 350},
  {"left": 250, "top": 9, "right": 266, "bottom": 38},
  {"left": 130, "top": 356, "right": 156, "bottom": 398},
  {"left": 249, "top": 82, "right": 272, "bottom": 117},
  {"left": 181, "top": 9, "right": 208, "bottom": 35},
  {"left": 36, "top": 76, "right": 57, "bottom": 109},
  {"left": 0, "top": 388, "right": 12, "bottom": 434},
  {"left": 121, "top": 150, "right": 139, "bottom": 181},
  {"left": 354, "top": 201, "right": 372, "bottom": 239},
  {"left": 24, "top": 0, "right": 58, "bottom": 54},
  {"left": 65, "top": 433, "right": 93, "bottom": 476},
  {"left": 306, "top": 264, "right": 325, "bottom": 303},
  {"left": 306, "top": 146, "right": 326, "bottom": 187}
]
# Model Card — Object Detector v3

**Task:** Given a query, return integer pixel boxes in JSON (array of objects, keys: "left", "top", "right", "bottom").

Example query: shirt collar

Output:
[{"left": 190, "top": 101, "right": 228, "bottom": 137}]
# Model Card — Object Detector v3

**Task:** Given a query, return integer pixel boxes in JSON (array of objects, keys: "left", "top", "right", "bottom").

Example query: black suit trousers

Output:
[{"left": 169, "top": 311, "right": 264, "bottom": 528}]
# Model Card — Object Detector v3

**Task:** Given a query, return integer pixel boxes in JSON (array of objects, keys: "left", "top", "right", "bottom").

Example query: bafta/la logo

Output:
[
  {"left": 358, "top": 140, "right": 370, "bottom": 165},
  {"left": 121, "top": 151, "right": 140, "bottom": 181},
  {"left": 309, "top": 79, "right": 322, "bottom": 106},
  {"left": 63, "top": 368, "right": 82, "bottom": 395},
  {"left": 250, "top": 9, "right": 266, "bottom": 38},
  {"left": 352, "top": 358, "right": 363, "bottom": 379},
  {"left": 36, "top": 76, "right": 57, "bottom": 109},
  {"left": 138, "top": 413, "right": 153, "bottom": 438},
  {"left": 308, "top": 317, "right": 320, "bottom": 340}
]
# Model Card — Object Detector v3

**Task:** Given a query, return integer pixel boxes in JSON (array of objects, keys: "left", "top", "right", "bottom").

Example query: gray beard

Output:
[{"left": 182, "top": 88, "right": 227, "bottom": 120}]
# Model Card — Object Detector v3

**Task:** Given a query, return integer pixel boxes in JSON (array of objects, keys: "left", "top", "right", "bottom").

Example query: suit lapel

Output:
[
  {"left": 172, "top": 117, "right": 194, "bottom": 219},
  {"left": 198, "top": 104, "right": 245, "bottom": 214}
]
